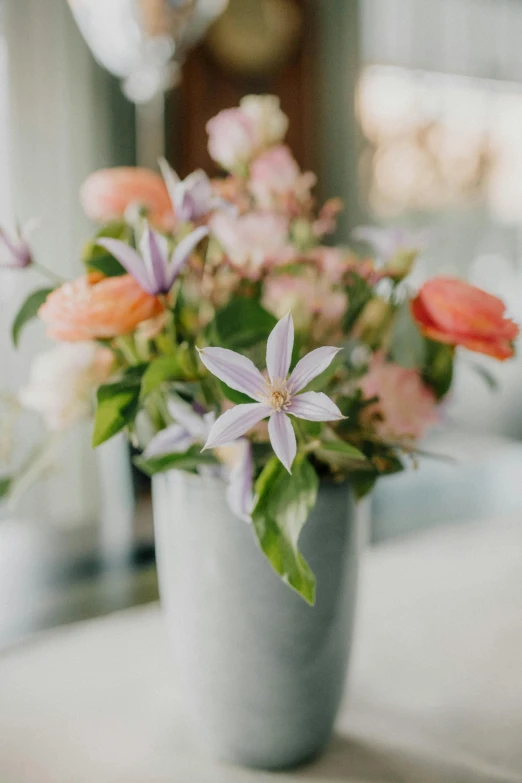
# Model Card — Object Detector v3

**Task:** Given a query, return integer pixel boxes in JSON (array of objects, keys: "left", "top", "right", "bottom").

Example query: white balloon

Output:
[{"left": 68, "top": 0, "right": 228, "bottom": 103}]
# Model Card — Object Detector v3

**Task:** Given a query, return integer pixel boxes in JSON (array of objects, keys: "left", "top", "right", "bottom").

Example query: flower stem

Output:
[
  {"left": 32, "top": 261, "right": 65, "bottom": 285},
  {"left": 116, "top": 335, "right": 140, "bottom": 366}
]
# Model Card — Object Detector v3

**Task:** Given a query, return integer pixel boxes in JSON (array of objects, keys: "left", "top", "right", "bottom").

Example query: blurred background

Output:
[{"left": 1, "top": 0, "right": 522, "bottom": 649}]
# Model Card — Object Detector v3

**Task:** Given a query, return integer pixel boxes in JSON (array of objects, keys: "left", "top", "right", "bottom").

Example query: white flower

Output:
[
  {"left": 240, "top": 95, "right": 289, "bottom": 149},
  {"left": 20, "top": 343, "right": 113, "bottom": 431}
]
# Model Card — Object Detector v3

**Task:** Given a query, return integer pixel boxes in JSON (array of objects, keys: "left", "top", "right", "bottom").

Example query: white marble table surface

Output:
[{"left": 0, "top": 518, "right": 521, "bottom": 783}]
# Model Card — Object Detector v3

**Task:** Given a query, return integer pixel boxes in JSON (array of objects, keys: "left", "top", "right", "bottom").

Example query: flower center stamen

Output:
[{"left": 261, "top": 379, "right": 292, "bottom": 412}]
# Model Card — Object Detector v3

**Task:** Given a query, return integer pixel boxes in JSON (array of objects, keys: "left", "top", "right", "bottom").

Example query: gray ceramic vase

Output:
[{"left": 153, "top": 470, "right": 360, "bottom": 770}]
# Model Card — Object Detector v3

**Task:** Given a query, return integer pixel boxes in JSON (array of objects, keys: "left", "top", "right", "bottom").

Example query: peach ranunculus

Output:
[
  {"left": 210, "top": 211, "right": 293, "bottom": 279},
  {"left": 38, "top": 274, "right": 164, "bottom": 341},
  {"left": 249, "top": 145, "right": 316, "bottom": 210},
  {"left": 80, "top": 167, "right": 173, "bottom": 230},
  {"left": 359, "top": 352, "right": 438, "bottom": 442},
  {"left": 411, "top": 277, "right": 519, "bottom": 361}
]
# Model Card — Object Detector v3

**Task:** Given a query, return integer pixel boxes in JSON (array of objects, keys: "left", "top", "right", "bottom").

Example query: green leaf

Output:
[
  {"left": 422, "top": 339, "right": 454, "bottom": 399},
  {"left": 134, "top": 445, "right": 217, "bottom": 476},
  {"left": 83, "top": 221, "right": 130, "bottom": 277},
  {"left": 11, "top": 288, "right": 54, "bottom": 348},
  {"left": 92, "top": 376, "right": 141, "bottom": 447},
  {"left": 140, "top": 356, "right": 184, "bottom": 399},
  {"left": 214, "top": 297, "right": 277, "bottom": 350},
  {"left": 343, "top": 274, "right": 373, "bottom": 332},
  {"left": 0, "top": 477, "right": 11, "bottom": 499},
  {"left": 389, "top": 300, "right": 426, "bottom": 369},
  {"left": 251, "top": 455, "right": 319, "bottom": 605},
  {"left": 351, "top": 472, "right": 377, "bottom": 500},
  {"left": 88, "top": 254, "right": 126, "bottom": 278},
  {"left": 219, "top": 381, "right": 254, "bottom": 405},
  {"left": 317, "top": 440, "right": 367, "bottom": 460}
]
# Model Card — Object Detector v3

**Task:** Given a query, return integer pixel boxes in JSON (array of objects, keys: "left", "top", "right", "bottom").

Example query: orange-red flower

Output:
[
  {"left": 39, "top": 274, "right": 164, "bottom": 341},
  {"left": 411, "top": 277, "right": 519, "bottom": 360},
  {"left": 80, "top": 167, "right": 173, "bottom": 230}
]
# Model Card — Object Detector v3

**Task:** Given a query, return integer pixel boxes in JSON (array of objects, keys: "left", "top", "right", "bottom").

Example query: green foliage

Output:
[
  {"left": 389, "top": 300, "right": 426, "bottom": 369},
  {"left": 316, "top": 440, "right": 367, "bottom": 462},
  {"left": 83, "top": 221, "right": 130, "bottom": 277},
  {"left": 11, "top": 288, "right": 54, "bottom": 348},
  {"left": 140, "top": 356, "right": 184, "bottom": 399},
  {"left": 92, "top": 372, "right": 142, "bottom": 447},
  {"left": 0, "top": 477, "right": 11, "bottom": 499},
  {"left": 351, "top": 473, "right": 377, "bottom": 500},
  {"left": 422, "top": 339, "right": 454, "bottom": 399},
  {"left": 134, "top": 445, "right": 217, "bottom": 476},
  {"left": 214, "top": 297, "right": 277, "bottom": 350},
  {"left": 251, "top": 455, "right": 319, "bottom": 605},
  {"left": 343, "top": 274, "right": 373, "bottom": 332}
]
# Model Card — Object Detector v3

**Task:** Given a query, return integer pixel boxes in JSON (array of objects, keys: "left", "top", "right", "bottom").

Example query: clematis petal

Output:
[
  {"left": 167, "top": 225, "right": 209, "bottom": 288},
  {"left": 288, "top": 346, "right": 342, "bottom": 393},
  {"left": 288, "top": 391, "right": 345, "bottom": 422},
  {"left": 158, "top": 157, "right": 180, "bottom": 213},
  {"left": 225, "top": 439, "right": 254, "bottom": 522},
  {"left": 143, "top": 425, "right": 195, "bottom": 459},
  {"left": 96, "top": 238, "right": 153, "bottom": 293},
  {"left": 140, "top": 226, "right": 169, "bottom": 293},
  {"left": 203, "top": 403, "right": 269, "bottom": 450},
  {"left": 268, "top": 412, "right": 296, "bottom": 473},
  {"left": 266, "top": 312, "right": 294, "bottom": 382},
  {"left": 198, "top": 346, "right": 266, "bottom": 399},
  {"left": 167, "top": 398, "right": 209, "bottom": 439}
]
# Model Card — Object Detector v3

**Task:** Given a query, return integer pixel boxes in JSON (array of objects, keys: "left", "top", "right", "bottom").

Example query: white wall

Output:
[{"left": 1, "top": 0, "right": 133, "bottom": 528}]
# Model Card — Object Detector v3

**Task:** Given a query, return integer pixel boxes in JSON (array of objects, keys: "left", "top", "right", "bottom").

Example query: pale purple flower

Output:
[
  {"left": 199, "top": 313, "right": 344, "bottom": 473},
  {"left": 144, "top": 398, "right": 215, "bottom": 459},
  {"left": 97, "top": 222, "right": 208, "bottom": 295},
  {"left": 352, "top": 225, "right": 429, "bottom": 263},
  {"left": 159, "top": 159, "right": 234, "bottom": 223},
  {"left": 0, "top": 225, "right": 33, "bottom": 269},
  {"left": 145, "top": 398, "right": 253, "bottom": 521}
]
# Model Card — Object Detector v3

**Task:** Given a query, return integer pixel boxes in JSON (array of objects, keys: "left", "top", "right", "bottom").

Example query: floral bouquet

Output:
[{"left": 1, "top": 95, "right": 518, "bottom": 604}]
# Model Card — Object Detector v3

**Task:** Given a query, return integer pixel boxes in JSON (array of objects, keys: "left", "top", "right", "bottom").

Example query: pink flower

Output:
[
  {"left": 206, "top": 109, "right": 258, "bottom": 172},
  {"left": 80, "top": 168, "right": 173, "bottom": 230},
  {"left": 312, "top": 246, "right": 353, "bottom": 284},
  {"left": 249, "top": 145, "right": 316, "bottom": 209},
  {"left": 313, "top": 198, "right": 344, "bottom": 238},
  {"left": 206, "top": 95, "right": 289, "bottom": 172},
  {"left": 263, "top": 271, "right": 347, "bottom": 341},
  {"left": 210, "top": 211, "right": 292, "bottom": 279},
  {"left": 358, "top": 353, "right": 438, "bottom": 441}
]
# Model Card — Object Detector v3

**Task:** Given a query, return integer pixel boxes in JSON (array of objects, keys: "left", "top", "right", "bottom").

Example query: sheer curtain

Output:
[{"left": 1, "top": 0, "right": 134, "bottom": 536}]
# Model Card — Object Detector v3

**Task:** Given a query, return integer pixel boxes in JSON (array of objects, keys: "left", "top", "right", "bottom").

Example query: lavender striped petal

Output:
[
  {"left": 143, "top": 425, "right": 195, "bottom": 459},
  {"left": 266, "top": 312, "right": 294, "bottom": 382},
  {"left": 288, "top": 391, "right": 345, "bottom": 422},
  {"left": 167, "top": 225, "right": 209, "bottom": 288},
  {"left": 268, "top": 412, "right": 296, "bottom": 474},
  {"left": 167, "top": 398, "right": 209, "bottom": 439},
  {"left": 203, "top": 403, "right": 269, "bottom": 450},
  {"left": 198, "top": 347, "right": 266, "bottom": 399},
  {"left": 288, "top": 346, "right": 342, "bottom": 393},
  {"left": 159, "top": 157, "right": 180, "bottom": 212},
  {"left": 226, "top": 440, "right": 254, "bottom": 522},
  {"left": 96, "top": 238, "right": 152, "bottom": 293},
  {"left": 140, "top": 226, "right": 169, "bottom": 293}
]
